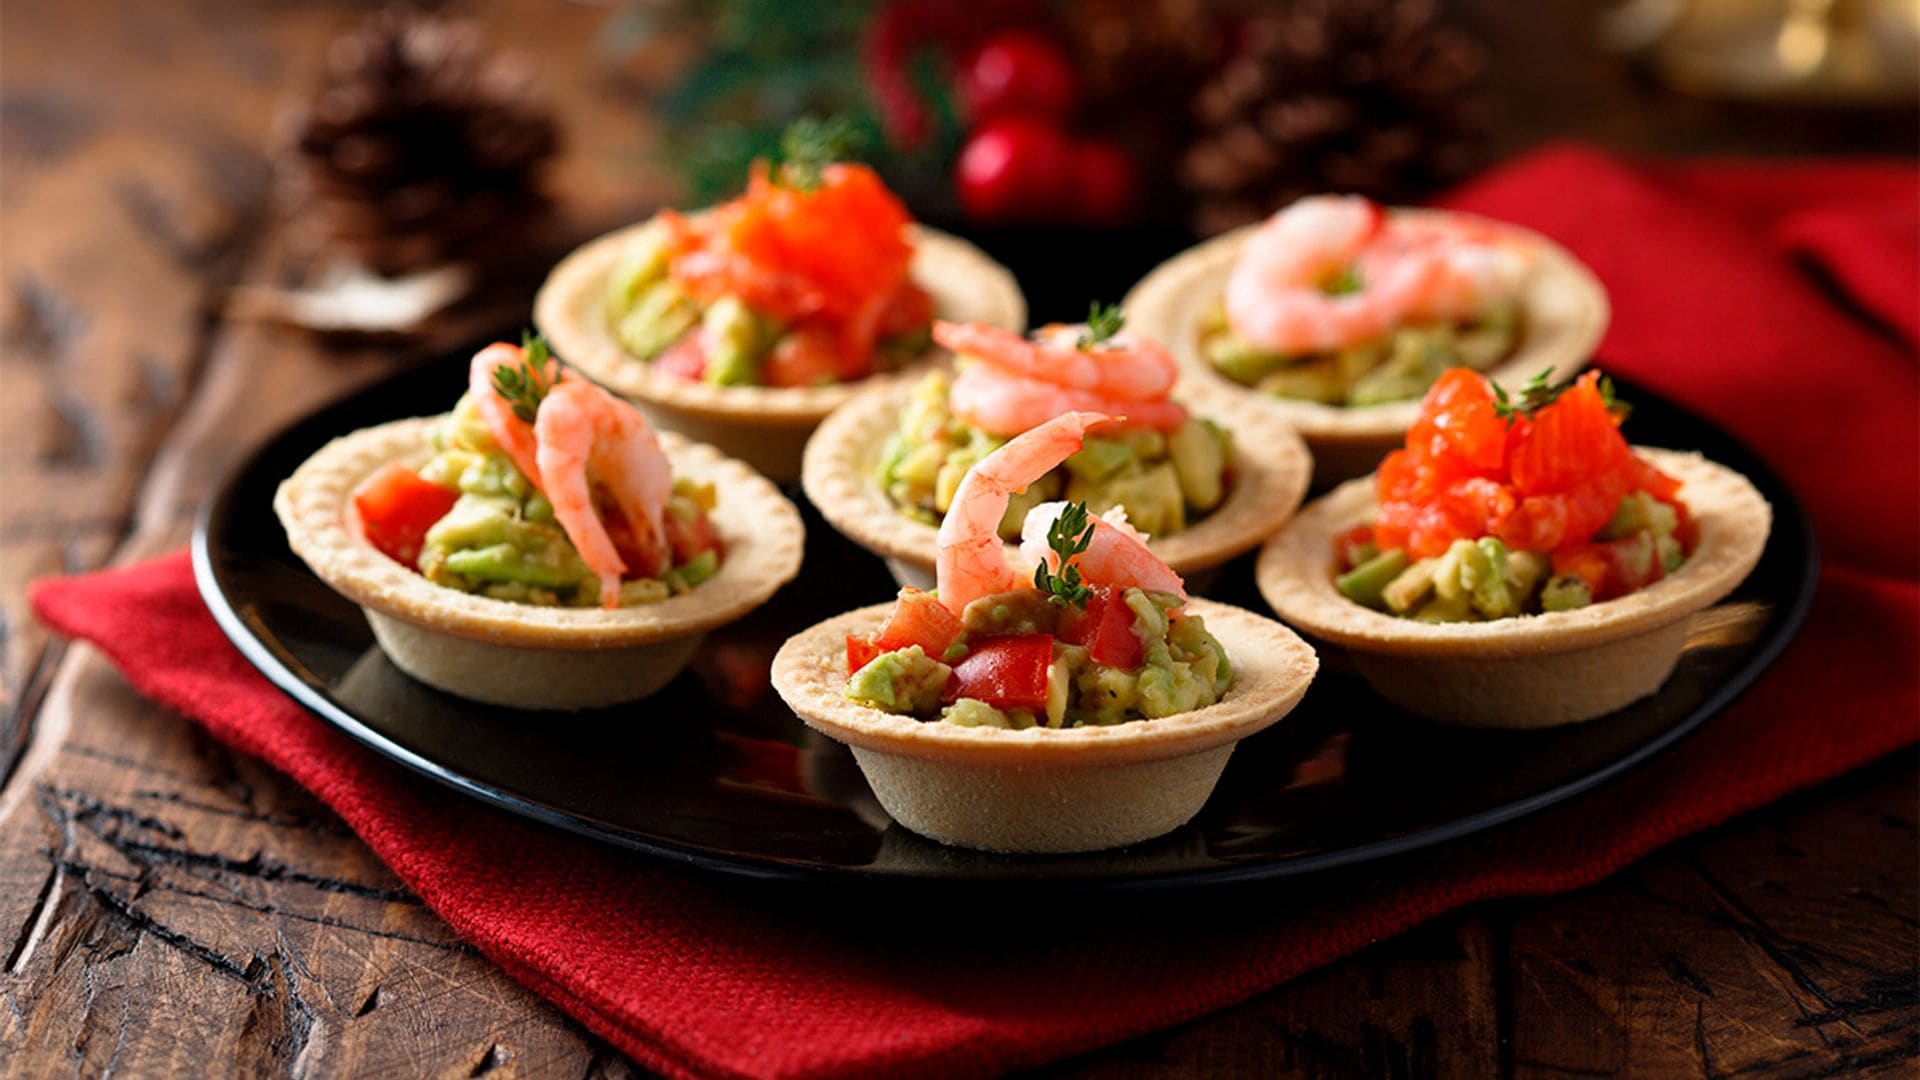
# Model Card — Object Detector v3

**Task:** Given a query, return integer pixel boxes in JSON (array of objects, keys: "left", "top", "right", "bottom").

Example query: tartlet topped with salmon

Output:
[
  {"left": 776, "top": 411, "right": 1318, "bottom": 853},
  {"left": 1257, "top": 367, "right": 1770, "bottom": 728},
  {"left": 1125, "top": 195, "right": 1608, "bottom": 482},
  {"left": 275, "top": 338, "right": 804, "bottom": 709},
  {"left": 803, "top": 305, "right": 1311, "bottom": 591},
  {"left": 536, "top": 121, "right": 1024, "bottom": 481}
]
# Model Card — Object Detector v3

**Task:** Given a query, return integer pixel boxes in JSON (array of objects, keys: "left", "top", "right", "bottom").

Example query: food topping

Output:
[
  {"left": 1202, "top": 195, "right": 1528, "bottom": 405},
  {"left": 878, "top": 311, "right": 1231, "bottom": 541},
  {"left": 1337, "top": 368, "right": 1693, "bottom": 621},
  {"left": 604, "top": 119, "right": 931, "bottom": 387}
]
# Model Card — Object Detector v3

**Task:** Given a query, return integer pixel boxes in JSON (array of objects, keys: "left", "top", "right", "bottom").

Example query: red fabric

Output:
[{"left": 30, "top": 148, "right": 1920, "bottom": 1079}]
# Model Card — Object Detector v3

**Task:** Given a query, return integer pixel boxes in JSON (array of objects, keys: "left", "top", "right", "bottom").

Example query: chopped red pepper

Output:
[
  {"left": 665, "top": 505, "right": 723, "bottom": 564},
  {"left": 949, "top": 633, "right": 1055, "bottom": 711},
  {"left": 844, "top": 588, "right": 967, "bottom": 675},
  {"left": 353, "top": 462, "right": 458, "bottom": 569},
  {"left": 1059, "top": 586, "right": 1144, "bottom": 669},
  {"left": 846, "top": 634, "right": 885, "bottom": 675},
  {"left": 653, "top": 332, "right": 707, "bottom": 381},
  {"left": 1333, "top": 524, "right": 1376, "bottom": 569}
]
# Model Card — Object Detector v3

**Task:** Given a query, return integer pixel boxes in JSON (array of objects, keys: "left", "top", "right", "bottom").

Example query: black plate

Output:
[{"left": 193, "top": 351, "right": 1816, "bottom": 892}]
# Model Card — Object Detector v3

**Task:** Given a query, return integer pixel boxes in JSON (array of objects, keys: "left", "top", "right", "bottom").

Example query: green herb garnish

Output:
[
  {"left": 1032, "top": 501, "right": 1095, "bottom": 605},
  {"left": 1492, "top": 368, "right": 1631, "bottom": 425},
  {"left": 1076, "top": 302, "right": 1125, "bottom": 350},
  {"left": 775, "top": 115, "right": 861, "bottom": 192},
  {"left": 491, "top": 331, "right": 558, "bottom": 424},
  {"left": 1324, "top": 266, "right": 1363, "bottom": 295}
]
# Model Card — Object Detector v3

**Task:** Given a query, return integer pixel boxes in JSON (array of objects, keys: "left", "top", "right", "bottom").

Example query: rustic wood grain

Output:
[{"left": 1, "top": 1, "right": 1914, "bottom": 1077}]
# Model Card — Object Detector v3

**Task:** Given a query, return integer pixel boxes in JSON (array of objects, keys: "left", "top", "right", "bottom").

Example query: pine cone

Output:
[
  {"left": 277, "top": 9, "right": 559, "bottom": 276},
  {"left": 1179, "top": 0, "right": 1487, "bottom": 235}
]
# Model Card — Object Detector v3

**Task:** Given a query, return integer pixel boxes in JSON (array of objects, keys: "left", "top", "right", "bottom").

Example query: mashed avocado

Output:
[
  {"left": 877, "top": 370, "right": 1232, "bottom": 540},
  {"left": 1338, "top": 488, "right": 1687, "bottom": 621},
  {"left": 854, "top": 586, "right": 1234, "bottom": 728},
  {"left": 413, "top": 393, "right": 718, "bottom": 607},
  {"left": 1197, "top": 298, "right": 1520, "bottom": 406}
]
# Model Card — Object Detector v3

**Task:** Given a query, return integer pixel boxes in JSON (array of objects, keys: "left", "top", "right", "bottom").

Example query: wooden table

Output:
[{"left": 3, "top": 2, "right": 1914, "bottom": 1075}]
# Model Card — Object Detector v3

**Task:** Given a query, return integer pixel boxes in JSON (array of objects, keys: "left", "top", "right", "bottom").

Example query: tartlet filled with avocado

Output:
[
  {"left": 775, "top": 411, "right": 1317, "bottom": 853},
  {"left": 1124, "top": 195, "right": 1608, "bottom": 483},
  {"left": 534, "top": 121, "right": 1024, "bottom": 481},
  {"left": 802, "top": 308, "right": 1312, "bottom": 591},
  {"left": 275, "top": 338, "right": 805, "bottom": 709},
  {"left": 1256, "top": 368, "right": 1770, "bottom": 728}
]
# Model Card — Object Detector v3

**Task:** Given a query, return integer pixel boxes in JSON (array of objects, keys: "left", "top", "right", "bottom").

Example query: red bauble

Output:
[
  {"left": 955, "top": 116, "right": 1074, "bottom": 222},
  {"left": 1068, "top": 138, "right": 1138, "bottom": 226},
  {"left": 959, "top": 29, "right": 1079, "bottom": 122}
]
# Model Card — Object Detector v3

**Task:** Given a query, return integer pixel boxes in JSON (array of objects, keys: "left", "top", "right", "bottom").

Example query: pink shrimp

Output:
[
  {"left": 533, "top": 379, "right": 675, "bottom": 609},
  {"left": 934, "top": 410, "right": 1188, "bottom": 614},
  {"left": 1356, "top": 216, "right": 1530, "bottom": 323},
  {"left": 947, "top": 363, "right": 1188, "bottom": 438},
  {"left": 933, "top": 320, "right": 1177, "bottom": 401},
  {"left": 1019, "top": 502, "right": 1187, "bottom": 603},
  {"left": 469, "top": 343, "right": 546, "bottom": 484}
]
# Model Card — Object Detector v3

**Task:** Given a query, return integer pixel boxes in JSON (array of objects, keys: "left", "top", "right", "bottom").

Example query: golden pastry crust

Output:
[
  {"left": 1123, "top": 210, "right": 1609, "bottom": 481},
  {"left": 532, "top": 222, "right": 1025, "bottom": 479},
  {"left": 1254, "top": 448, "right": 1771, "bottom": 727},
  {"left": 274, "top": 416, "right": 805, "bottom": 649},
  {"left": 771, "top": 597, "right": 1317, "bottom": 851},
  {"left": 801, "top": 377, "right": 1312, "bottom": 587}
]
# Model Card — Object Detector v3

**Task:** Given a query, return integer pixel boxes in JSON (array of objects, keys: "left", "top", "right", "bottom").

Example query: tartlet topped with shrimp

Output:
[
  {"left": 535, "top": 119, "right": 1025, "bottom": 481},
  {"left": 774, "top": 412, "right": 1318, "bottom": 853},
  {"left": 275, "top": 337, "right": 804, "bottom": 710},
  {"left": 1125, "top": 195, "right": 1608, "bottom": 482},
  {"left": 802, "top": 305, "right": 1311, "bottom": 591}
]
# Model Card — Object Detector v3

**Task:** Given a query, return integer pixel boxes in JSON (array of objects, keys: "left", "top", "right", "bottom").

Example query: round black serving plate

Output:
[{"left": 194, "top": 350, "right": 1816, "bottom": 892}]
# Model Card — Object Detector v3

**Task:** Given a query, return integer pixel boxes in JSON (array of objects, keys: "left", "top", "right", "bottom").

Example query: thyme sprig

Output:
[
  {"left": 1491, "top": 368, "right": 1630, "bottom": 426},
  {"left": 1032, "top": 501, "right": 1095, "bottom": 605},
  {"left": 1076, "top": 302, "right": 1125, "bottom": 350},
  {"left": 491, "top": 332, "right": 558, "bottom": 424},
  {"left": 775, "top": 115, "right": 861, "bottom": 192}
]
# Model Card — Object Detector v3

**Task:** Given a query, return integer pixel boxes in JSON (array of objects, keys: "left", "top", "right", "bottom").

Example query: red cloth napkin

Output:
[{"left": 32, "top": 148, "right": 1920, "bottom": 1079}]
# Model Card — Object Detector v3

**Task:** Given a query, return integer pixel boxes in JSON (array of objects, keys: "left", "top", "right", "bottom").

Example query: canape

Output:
[
  {"left": 774, "top": 411, "right": 1318, "bottom": 853},
  {"left": 1256, "top": 368, "right": 1770, "bottom": 728},
  {"left": 276, "top": 338, "right": 805, "bottom": 709},
  {"left": 1125, "top": 195, "right": 1608, "bottom": 482},
  {"left": 534, "top": 124, "right": 1024, "bottom": 481},
  {"left": 802, "top": 308, "right": 1312, "bottom": 591}
]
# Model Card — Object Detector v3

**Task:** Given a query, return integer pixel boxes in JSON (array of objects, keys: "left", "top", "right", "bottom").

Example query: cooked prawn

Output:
[
  {"left": 1019, "top": 501, "right": 1187, "bottom": 603},
  {"left": 947, "top": 362, "right": 1187, "bottom": 438},
  {"left": 933, "top": 320, "right": 1177, "bottom": 401},
  {"left": 936, "top": 411, "right": 1108, "bottom": 613},
  {"left": 1225, "top": 195, "right": 1415, "bottom": 354},
  {"left": 533, "top": 379, "right": 675, "bottom": 609},
  {"left": 935, "top": 410, "right": 1188, "bottom": 614},
  {"left": 469, "top": 343, "right": 546, "bottom": 485}
]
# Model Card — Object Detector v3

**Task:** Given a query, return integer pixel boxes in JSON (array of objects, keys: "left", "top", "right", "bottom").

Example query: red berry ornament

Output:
[
  {"left": 1068, "top": 138, "right": 1139, "bottom": 226},
  {"left": 955, "top": 116, "right": 1073, "bottom": 222},
  {"left": 959, "top": 29, "right": 1078, "bottom": 122}
]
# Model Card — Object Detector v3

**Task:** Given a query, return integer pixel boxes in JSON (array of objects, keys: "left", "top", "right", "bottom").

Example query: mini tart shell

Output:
[
  {"left": 1123, "top": 210, "right": 1610, "bottom": 484},
  {"left": 771, "top": 598, "right": 1318, "bottom": 853},
  {"left": 801, "top": 377, "right": 1313, "bottom": 592},
  {"left": 1255, "top": 448, "right": 1770, "bottom": 728},
  {"left": 534, "top": 222, "right": 1027, "bottom": 482},
  {"left": 274, "top": 416, "right": 805, "bottom": 710}
]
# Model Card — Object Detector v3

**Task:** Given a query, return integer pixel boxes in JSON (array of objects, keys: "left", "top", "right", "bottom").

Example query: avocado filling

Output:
[
  {"left": 844, "top": 585, "right": 1233, "bottom": 728},
  {"left": 604, "top": 218, "right": 932, "bottom": 387},
  {"left": 1195, "top": 298, "right": 1521, "bottom": 407},
  {"left": 1335, "top": 489, "right": 1691, "bottom": 621},
  {"left": 410, "top": 393, "right": 722, "bottom": 607},
  {"left": 876, "top": 370, "right": 1233, "bottom": 541}
]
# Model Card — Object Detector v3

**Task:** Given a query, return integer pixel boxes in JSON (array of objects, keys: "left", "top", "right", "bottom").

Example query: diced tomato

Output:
[
  {"left": 654, "top": 333, "right": 707, "bottom": 381},
  {"left": 1059, "top": 586, "right": 1144, "bottom": 669},
  {"left": 949, "top": 633, "right": 1055, "bottom": 712},
  {"left": 1670, "top": 498, "right": 1700, "bottom": 554},
  {"left": 601, "top": 503, "right": 666, "bottom": 579},
  {"left": 1551, "top": 547, "right": 1609, "bottom": 599},
  {"left": 762, "top": 324, "right": 844, "bottom": 387},
  {"left": 874, "top": 588, "right": 966, "bottom": 658},
  {"left": 353, "top": 462, "right": 459, "bottom": 568},
  {"left": 875, "top": 280, "right": 933, "bottom": 340},
  {"left": 665, "top": 506, "right": 723, "bottom": 563},
  {"left": 1333, "top": 524, "right": 1376, "bottom": 568},
  {"left": 1596, "top": 531, "right": 1664, "bottom": 598},
  {"left": 846, "top": 634, "right": 885, "bottom": 675}
]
